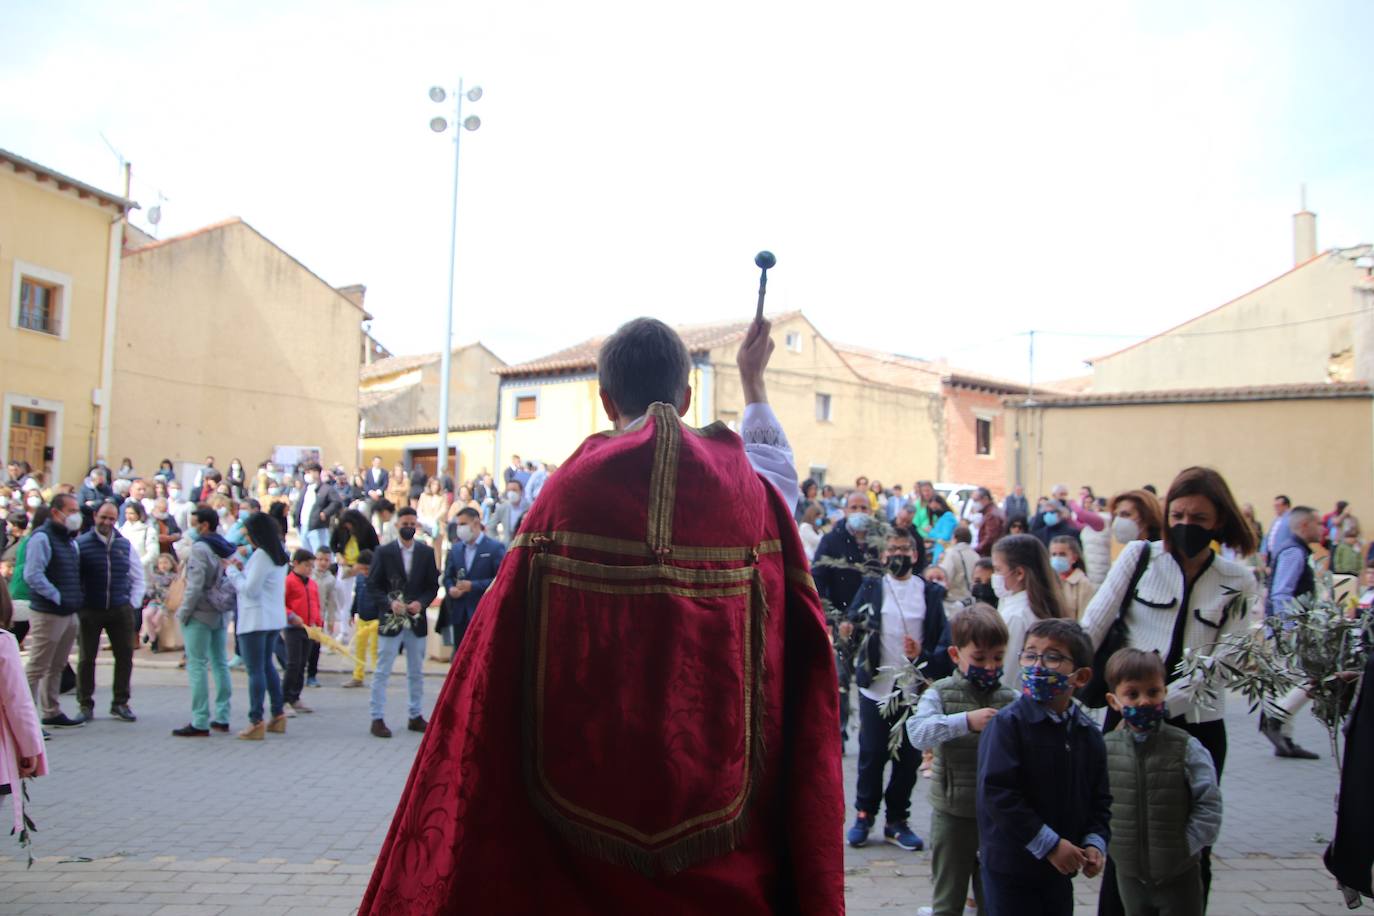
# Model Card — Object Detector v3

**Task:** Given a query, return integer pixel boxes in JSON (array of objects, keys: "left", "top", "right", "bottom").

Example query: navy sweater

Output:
[{"left": 976, "top": 694, "right": 1112, "bottom": 880}]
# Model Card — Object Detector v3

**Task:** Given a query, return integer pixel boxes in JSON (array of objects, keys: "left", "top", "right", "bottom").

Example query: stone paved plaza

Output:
[{"left": 0, "top": 656, "right": 1358, "bottom": 915}]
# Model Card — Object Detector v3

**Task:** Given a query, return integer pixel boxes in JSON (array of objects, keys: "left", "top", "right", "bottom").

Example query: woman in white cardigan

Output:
[
  {"left": 118, "top": 502, "right": 161, "bottom": 579},
  {"left": 225, "top": 513, "right": 289, "bottom": 740},
  {"left": 1080, "top": 466, "right": 1259, "bottom": 907}
]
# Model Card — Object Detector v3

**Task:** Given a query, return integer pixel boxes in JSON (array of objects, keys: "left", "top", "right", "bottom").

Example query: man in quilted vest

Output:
[
  {"left": 75, "top": 501, "right": 144, "bottom": 723},
  {"left": 907, "top": 604, "right": 1017, "bottom": 916},
  {"left": 1104, "top": 648, "right": 1222, "bottom": 916}
]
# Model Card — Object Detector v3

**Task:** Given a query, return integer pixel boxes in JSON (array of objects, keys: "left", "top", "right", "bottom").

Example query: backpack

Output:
[{"left": 206, "top": 564, "right": 238, "bottom": 614}]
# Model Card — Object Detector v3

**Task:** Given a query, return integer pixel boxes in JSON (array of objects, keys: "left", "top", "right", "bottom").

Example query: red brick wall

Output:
[{"left": 942, "top": 386, "right": 1006, "bottom": 498}]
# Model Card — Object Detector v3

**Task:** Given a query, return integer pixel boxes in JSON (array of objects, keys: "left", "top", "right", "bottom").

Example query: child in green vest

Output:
[
  {"left": 1104, "top": 648, "right": 1223, "bottom": 916},
  {"left": 907, "top": 604, "right": 1017, "bottom": 916}
]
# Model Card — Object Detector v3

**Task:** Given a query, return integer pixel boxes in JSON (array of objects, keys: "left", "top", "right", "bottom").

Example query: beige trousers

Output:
[{"left": 26, "top": 609, "right": 78, "bottom": 718}]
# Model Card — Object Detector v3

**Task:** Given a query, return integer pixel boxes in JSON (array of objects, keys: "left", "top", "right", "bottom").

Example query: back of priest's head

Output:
[{"left": 597, "top": 318, "right": 692, "bottom": 425}]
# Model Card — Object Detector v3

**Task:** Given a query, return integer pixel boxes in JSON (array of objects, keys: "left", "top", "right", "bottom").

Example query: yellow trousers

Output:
[{"left": 352, "top": 619, "right": 379, "bottom": 681}]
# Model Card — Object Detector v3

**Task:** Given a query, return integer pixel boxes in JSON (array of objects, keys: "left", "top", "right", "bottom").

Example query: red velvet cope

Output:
[{"left": 360, "top": 406, "right": 844, "bottom": 915}]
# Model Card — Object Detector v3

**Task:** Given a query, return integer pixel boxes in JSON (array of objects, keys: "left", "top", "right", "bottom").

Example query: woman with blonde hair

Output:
[{"left": 990, "top": 533, "right": 1067, "bottom": 688}]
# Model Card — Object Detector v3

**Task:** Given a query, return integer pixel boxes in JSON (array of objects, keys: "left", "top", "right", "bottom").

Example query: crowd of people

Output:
[
  {"left": 805, "top": 469, "right": 1372, "bottom": 916},
  {"left": 2, "top": 443, "right": 1372, "bottom": 915},
  {"left": 0, "top": 450, "right": 544, "bottom": 744}
]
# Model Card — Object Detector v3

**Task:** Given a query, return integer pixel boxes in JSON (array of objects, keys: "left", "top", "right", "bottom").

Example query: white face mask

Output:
[
  {"left": 991, "top": 573, "right": 1013, "bottom": 599},
  {"left": 63, "top": 512, "right": 83, "bottom": 533},
  {"left": 306, "top": 473, "right": 318, "bottom": 485},
  {"left": 455, "top": 523, "right": 476, "bottom": 543},
  {"left": 27, "top": 496, "right": 41, "bottom": 509},
  {"left": 169, "top": 489, "right": 181, "bottom": 500},
  {"left": 1111, "top": 516, "right": 1141, "bottom": 545},
  {"left": 506, "top": 491, "right": 521, "bottom": 505}
]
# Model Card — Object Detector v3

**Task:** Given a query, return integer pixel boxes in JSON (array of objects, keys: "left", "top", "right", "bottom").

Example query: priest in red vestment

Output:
[{"left": 360, "top": 316, "right": 844, "bottom": 915}]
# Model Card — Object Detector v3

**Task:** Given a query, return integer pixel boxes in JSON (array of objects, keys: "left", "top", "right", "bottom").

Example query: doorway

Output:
[{"left": 8, "top": 406, "right": 52, "bottom": 479}]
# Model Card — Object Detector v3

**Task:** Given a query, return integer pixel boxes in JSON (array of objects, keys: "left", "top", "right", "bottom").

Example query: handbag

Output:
[
  {"left": 163, "top": 571, "right": 188, "bottom": 615},
  {"left": 1080, "top": 543, "right": 1153, "bottom": 708}
]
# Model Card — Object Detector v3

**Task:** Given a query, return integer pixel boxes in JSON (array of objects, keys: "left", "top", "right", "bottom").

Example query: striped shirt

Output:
[{"left": 1080, "top": 540, "right": 1258, "bottom": 724}]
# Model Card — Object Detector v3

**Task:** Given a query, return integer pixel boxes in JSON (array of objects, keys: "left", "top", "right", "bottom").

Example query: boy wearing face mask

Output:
[
  {"left": 1102, "top": 648, "right": 1221, "bottom": 916},
  {"left": 976, "top": 618, "right": 1111, "bottom": 916},
  {"left": 907, "top": 605, "right": 1015, "bottom": 916},
  {"left": 441, "top": 507, "right": 506, "bottom": 649},
  {"left": 844, "top": 530, "right": 952, "bottom": 852}
]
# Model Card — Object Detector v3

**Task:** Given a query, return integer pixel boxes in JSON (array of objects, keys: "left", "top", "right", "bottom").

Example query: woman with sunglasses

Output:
[{"left": 1081, "top": 466, "right": 1259, "bottom": 912}]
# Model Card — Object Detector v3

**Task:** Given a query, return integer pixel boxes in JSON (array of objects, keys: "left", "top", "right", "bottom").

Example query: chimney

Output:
[
  {"left": 1293, "top": 185, "right": 1317, "bottom": 266},
  {"left": 337, "top": 283, "right": 367, "bottom": 311}
]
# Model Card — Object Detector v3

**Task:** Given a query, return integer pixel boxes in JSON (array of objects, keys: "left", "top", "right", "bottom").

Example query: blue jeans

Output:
[
  {"left": 370, "top": 628, "right": 426, "bottom": 722},
  {"left": 303, "top": 528, "right": 330, "bottom": 553},
  {"left": 183, "top": 619, "right": 231, "bottom": 730},
  {"left": 238, "top": 629, "right": 285, "bottom": 724}
]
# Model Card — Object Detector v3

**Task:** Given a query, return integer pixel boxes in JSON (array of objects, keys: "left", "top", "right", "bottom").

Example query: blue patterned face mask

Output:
[
  {"left": 1020, "top": 665, "right": 1074, "bottom": 702},
  {"left": 963, "top": 664, "right": 1003, "bottom": 692},
  {"left": 1120, "top": 702, "right": 1167, "bottom": 731}
]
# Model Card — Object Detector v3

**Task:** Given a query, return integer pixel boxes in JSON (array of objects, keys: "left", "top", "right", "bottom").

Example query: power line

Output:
[{"left": 1024, "top": 304, "right": 1372, "bottom": 342}]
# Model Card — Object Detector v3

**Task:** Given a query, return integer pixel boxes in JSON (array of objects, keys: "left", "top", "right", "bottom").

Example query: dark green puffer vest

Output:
[
  {"left": 930, "top": 674, "right": 1017, "bottom": 818},
  {"left": 1105, "top": 723, "right": 1196, "bottom": 882}
]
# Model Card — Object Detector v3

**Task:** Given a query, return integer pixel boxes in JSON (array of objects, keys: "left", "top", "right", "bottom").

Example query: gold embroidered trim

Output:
[
  {"left": 511, "top": 530, "right": 782, "bottom": 562},
  {"left": 523, "top": 562, "right": 766, "bottom": 874},
  {"left": 537, "top": 552, "right": 757, "bottom": 585},
  {"left": 645, "top": 403, "right": 681, "bottom": 554},
  {"left": 786, "top": 565, "right": 818, "bottom": 594}
]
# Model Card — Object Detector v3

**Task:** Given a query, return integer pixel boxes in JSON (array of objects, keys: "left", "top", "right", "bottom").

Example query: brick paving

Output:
[{"left": 0, "top": 656, "right": 1359, "bottom": 914}]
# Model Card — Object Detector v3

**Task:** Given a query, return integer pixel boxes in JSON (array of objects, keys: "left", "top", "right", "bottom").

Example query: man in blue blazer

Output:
[{"left": 442, "top": 506, "right": 506, "bottom": 649}]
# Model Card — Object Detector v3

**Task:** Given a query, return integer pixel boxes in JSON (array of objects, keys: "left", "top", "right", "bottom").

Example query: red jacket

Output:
[{"left": 284, "top": 573, "right": 322, "bottom": 627}]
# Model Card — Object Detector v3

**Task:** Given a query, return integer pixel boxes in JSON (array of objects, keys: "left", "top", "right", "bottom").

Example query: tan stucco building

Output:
[
  {"left": 114, "top": 218, "right": 365, "bottom": 475},
  {"left": 1, "top": 148, "right": 135, "bottom": 486},
  {"left": 490, "top": 312, "right": 1019, "bottom": 494},
  {"left": 358, "top": 343, "right": 505, "bottom": 483},
  {"left": 1006, "top": 209, "right": 1374, "bottom": 516}
]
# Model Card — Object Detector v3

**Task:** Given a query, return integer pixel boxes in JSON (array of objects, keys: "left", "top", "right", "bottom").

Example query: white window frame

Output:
[
  {"left": 785, "top": 331, "right": 803, "bottom": 353},
  {"left": 1, "top": 392, "right": 64, "bottom": 481},
  {"left": 973, "top": 410, "right": 997, "bottom": 457},
  {"left": 10, "top": 260, "right": 73, "bottom": 340},
  {"left": 815, "top": 392, "right": 832, "bottom": 422}
]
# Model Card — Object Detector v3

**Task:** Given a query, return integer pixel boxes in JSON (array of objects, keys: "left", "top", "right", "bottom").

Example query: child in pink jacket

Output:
[{"left": 0, "top": 606, "right": 45, "bottom": 836}]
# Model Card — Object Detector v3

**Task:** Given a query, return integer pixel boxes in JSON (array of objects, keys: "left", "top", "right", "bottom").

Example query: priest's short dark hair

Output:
[{"left": 598, "top": 318, "right": 691, "bottom": 418}]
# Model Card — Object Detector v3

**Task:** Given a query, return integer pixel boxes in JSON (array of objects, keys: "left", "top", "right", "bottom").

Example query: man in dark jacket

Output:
[
  {"left": 442, "top": 507, "right": 506, "bottom": 649},
  {"left": 23, "top": 493, "right": 87, "bottom": 728},
  {"left": 813, "top": 490, "right": 879, "bottom": 750},
  {"left": 292, "top": 462, "right": 343, "bottom": 553},
  {"left": 76, "top": 501, "right": 143, "bottom": 722},
  {"left": 1029, "top": 499, "right": 1082, "bottom": 548},
  {"left": 366, "top": 507, "right": 440, "bottom": 738},
  {"left": 844, "top": 528, "right": 951, "bottom": 853}
]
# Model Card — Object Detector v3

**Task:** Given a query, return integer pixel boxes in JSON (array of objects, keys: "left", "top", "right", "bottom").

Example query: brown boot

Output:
[
  {"left": 371, "top": 719, "right": 392, "bottom": 738},
  {"left": 266, "top": 714, "right": 287, "bottom": 734},
  {"left": 238, "top": 720, "right": 266, "bottom": 741}
]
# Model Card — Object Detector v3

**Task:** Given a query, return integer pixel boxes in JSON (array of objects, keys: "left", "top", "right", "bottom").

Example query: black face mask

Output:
[
  {"left": 971, "top": 582, "right": 998, "bottom": 607},
  {"left": 397, "top": 525, "right": 417, "bottom": 542},
  {"left": 886, "top": 555, "right": 913, "bottom": 578},
  {"left": 1170, "top": 523, "right": 1215, "bottom": 559}
]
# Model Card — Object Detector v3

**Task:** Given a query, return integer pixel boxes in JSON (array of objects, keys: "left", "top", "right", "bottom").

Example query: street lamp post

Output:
[{"left": 429, "top": 80, "right": 483, "bottom": 484}]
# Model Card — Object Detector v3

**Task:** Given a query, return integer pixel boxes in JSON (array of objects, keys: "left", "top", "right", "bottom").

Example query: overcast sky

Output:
[{"left": 5, "top": 1, "right": 1372, "bottom": 383}]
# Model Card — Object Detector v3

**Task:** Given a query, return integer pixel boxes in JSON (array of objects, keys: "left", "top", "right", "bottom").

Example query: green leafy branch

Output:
[{"left": 1176, "top": 571, "right": 1370, "bottom": 772}]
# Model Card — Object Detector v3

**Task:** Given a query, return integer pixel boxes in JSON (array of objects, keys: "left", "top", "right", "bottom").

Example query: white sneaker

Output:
[
  {"left": 917, "top": 908, "right": 934, "bottom": 916},
  {"left": 283, "top": 704, "right": 299, "bottom": 718}
]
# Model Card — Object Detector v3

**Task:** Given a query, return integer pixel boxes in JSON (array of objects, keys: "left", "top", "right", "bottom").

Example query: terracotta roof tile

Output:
[
  {"left": 1005, "top": 380, "right": 1373, "bottom": 407},
  {"left": 494, "top": 312, "right": 803, "bottom": 377}
]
